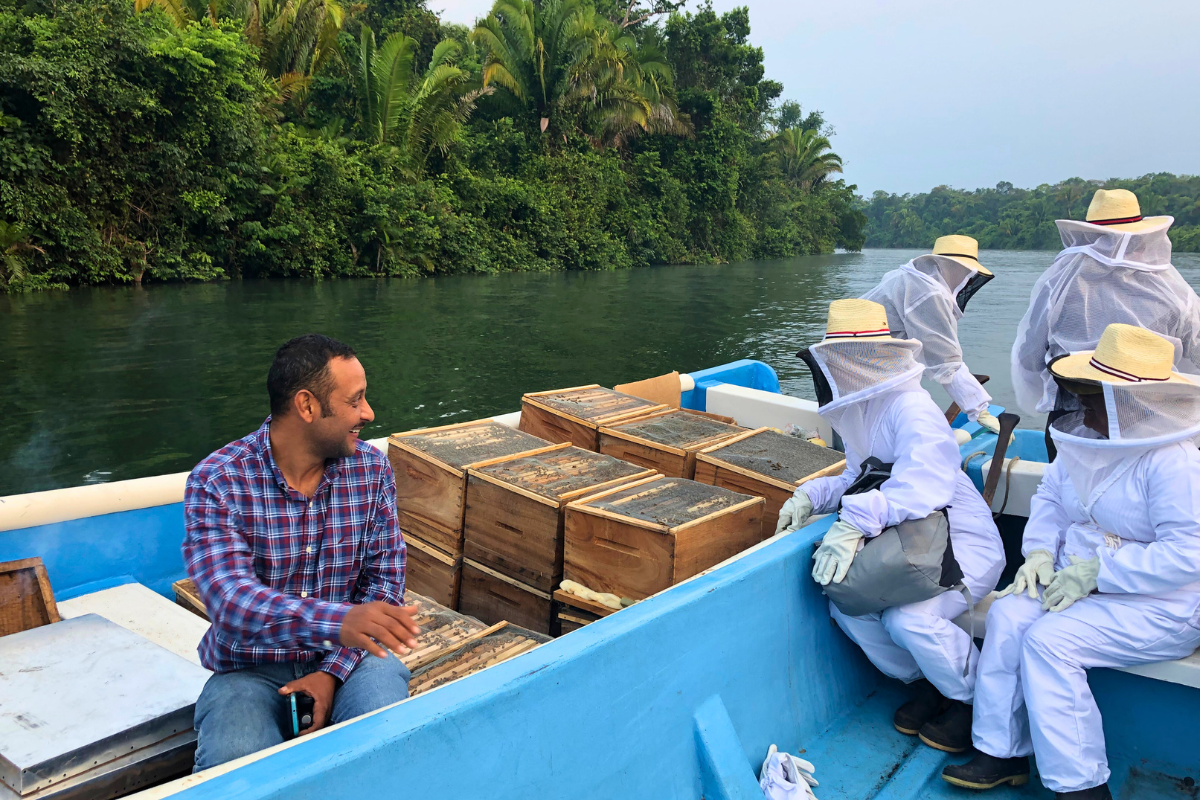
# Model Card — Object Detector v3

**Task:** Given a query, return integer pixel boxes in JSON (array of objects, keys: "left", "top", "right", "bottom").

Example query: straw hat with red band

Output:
[
  {"left": 1082, "top": 189, "right": 1170, "bottom": 234},
  {"left": 822, "top": 299, "right": 896, "bottom": 342},
  {"left": 1049, "top": 323, "right": 1193, "bottom": 385},
  {"left": 930, "top": 234, "right": 992, "bottom": 277}
]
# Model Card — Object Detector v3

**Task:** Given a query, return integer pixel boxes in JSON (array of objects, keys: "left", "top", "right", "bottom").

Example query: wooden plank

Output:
[
  {"left": 390, "top": 444, "right": 469, "bottom": 538},
  {"left": 553, "top": 589, "right": 617, "bottom": 618},
  {"left": 389, "top": 420, "right": 550, "bottom": 471},
  {"left": 563, "top": 507, "right": 676, "bottom": 600},
  {"left": 398, "top": 514, "right": 463, "bottom": 558},
  {"left": 519, "top": 397, "right": 602, "bottom": 449},
  {"left": 402, "top": 620, "right": 505, "bottom": 671},
  {"left": 599, "top": 434, "right": 690, "bottom": 478},
  {"left": 695, "top": 462, "right": 794, "bottom": 538},
  {"left": 579, "top": 476, "right": 757, "bottom": 531},
  {"left": 698, "top": 428, "right": 846, "bottom": 487},
  {"left": 672, "top": 499, "right": 764, "bottom": 582},
  {"left": 463, "top": 448, "right": 653, "bottom": 591},
  {"left": 404, "top": 536, "right": 463, "bottom": 609},
  {"left": 525, "top": 386, "right": 663, "bottom": 424},
  {"left": 458, "top": 560, "right": 553, "bottom": 634},
  {"left": 0, "top": 557, "right": 59, "bottom": 636},
  {"left": 172, "top": 578, "right": 209, "bottom": 621}
]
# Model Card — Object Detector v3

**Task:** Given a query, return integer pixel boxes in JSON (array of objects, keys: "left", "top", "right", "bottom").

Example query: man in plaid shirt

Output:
[{"left": 185, "top": 334, "right": 420, "bottom": 771}]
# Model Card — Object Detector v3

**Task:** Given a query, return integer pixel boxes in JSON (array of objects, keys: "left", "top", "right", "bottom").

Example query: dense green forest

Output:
[
  {"left": 0, "top": 0, "right": 866, "bottom": 291},
  {"left": 861, "top": 173, "right": 1200, "bottom": 252}
]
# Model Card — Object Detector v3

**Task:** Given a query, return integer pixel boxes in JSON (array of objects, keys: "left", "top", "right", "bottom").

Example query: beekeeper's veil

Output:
[
  {"left": 803, "top": 299, "right": 925, "bottom": 458},
  {"left": 1011, "top": 189, "right": 1200, "bottom": 414},
  {"left": 1049, "top": 323, "right": 1200, "bottom": 516}
]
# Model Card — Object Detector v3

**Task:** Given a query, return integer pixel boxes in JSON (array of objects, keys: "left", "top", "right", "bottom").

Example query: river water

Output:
[{"left": 3, "top": 249, "right": 1198, "bottom": 495}]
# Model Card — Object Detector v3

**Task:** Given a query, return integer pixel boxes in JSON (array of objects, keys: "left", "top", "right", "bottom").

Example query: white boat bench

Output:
[{"left": 954, "top": 591, "right": 1200, "bottom": 689}]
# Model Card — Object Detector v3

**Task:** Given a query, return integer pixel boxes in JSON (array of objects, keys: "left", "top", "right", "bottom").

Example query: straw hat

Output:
[
  {"left": 931, "top": 234, "right": 992, "bottom": 277},
  {"left": 823, "top": 299, "right": 895, "bottom": 341},
  {"left": 1083, "top": 189, "right": 1169, "bottom": 233},
  {"left": 1050, "top": 323, "right": 1192, "bottom": 385}
]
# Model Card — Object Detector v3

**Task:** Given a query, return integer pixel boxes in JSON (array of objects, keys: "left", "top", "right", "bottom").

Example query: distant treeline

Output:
[{"left": 860, "top": 173, "right": 1200, "bottom": 252}]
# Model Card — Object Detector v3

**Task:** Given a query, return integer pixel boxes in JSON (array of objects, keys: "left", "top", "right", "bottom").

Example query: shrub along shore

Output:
[{"left": 0, "top": 0, "right": 866, "bottom": 291}]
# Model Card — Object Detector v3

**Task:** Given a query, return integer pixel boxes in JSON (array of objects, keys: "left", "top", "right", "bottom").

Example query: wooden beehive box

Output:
[
  {"left": 458, "top": 559, "right": 556, "bottom": 635},
  {"left": 404, "top": 536, "right": 463, "bottom": 609},
  {"left": 694, "top": 428, "right": 846, "bottom": 535},
  {"left": 519, "top": 385, "right": 667, "bottom": 450},
  {"left": 563, "top": 475, "right": 764, "bottom": 601},
  {"left": 388, "top": 420, "right": 554, "bottom": 556},
  {"left": 554, "top": 589, "right": 617, "bottom": 635},
  {"left": 464, "top": 444, "right": 655, "bottom": 593},
  {"left": 599, "top": 409, "right": 745, "bottom": 479}
]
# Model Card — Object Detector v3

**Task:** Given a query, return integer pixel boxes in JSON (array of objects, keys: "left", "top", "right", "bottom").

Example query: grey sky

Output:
[{"left": 432, "top": 0, "right": 1200, "bottom": 195}]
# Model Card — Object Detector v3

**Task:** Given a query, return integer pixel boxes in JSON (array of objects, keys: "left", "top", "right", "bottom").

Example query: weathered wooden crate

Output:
[
  {"left": 598, "top": 409, "right": 745, "bottom": 479},
  {"left": 404, "top": 535, "right": 463, "bottom": 609},
  {"left": 563, "top": 475, "right": 764, "bottom": 601},
  {"left": 0, "top": 557, "right": 60, "bottom": 636},
  {"left": 172, "top": 578, "right": 209, "bottom": 621},
  {"left": 694, "top": 428, "right": 846, "bottom": 535},
  {"left": 553, "top": 589, "right": 617, "bottom": 635},
  {"left": 458, "top": 559, "right": 555, "bottom": 635},
  {"left": 388, "top": 419, "right": 554, "bottom": 556},
  {"left": 519, "top": 385, "right": 667, "bottom": 450},
  {"left": 464, "top": 444, "right": 655, "bottom": 593},
  {"left": 408, "top": 620, "right": 548, "bottom": 695}
]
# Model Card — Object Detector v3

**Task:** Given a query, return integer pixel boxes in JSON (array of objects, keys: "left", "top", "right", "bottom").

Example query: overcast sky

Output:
[{"left": 431, "top": 0, "right": 1200, "bottom": 196}]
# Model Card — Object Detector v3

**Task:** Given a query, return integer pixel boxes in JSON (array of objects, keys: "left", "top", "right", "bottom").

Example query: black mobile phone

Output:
[{"left": 288, "top": 692, "right": 316, "bottom": 737}]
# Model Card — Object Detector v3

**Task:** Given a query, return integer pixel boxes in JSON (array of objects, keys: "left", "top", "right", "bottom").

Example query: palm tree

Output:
[
  {"left": 0, "top": 222, "right": 44, "bottom": 288},
  {"left": 470, "top": 0, "right": 682, "bottom": 142},
  {"left": 352, "top": 29, "right": 484, "bottom": 175},
  {"left": 135, "top": 0, "right": 344, "bottom": 80},
  {"left": 773, "top": 127, "right": 843, "bottom": 191}
]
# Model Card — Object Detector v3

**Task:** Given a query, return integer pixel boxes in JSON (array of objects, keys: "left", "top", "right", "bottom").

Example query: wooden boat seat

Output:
[{"left": 953, "top": 590, "right": 1200, "bottom": 689}]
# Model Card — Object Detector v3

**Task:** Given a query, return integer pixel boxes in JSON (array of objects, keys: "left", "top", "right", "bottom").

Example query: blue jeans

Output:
[{"left": 193, "top": 654, "right": 410, "bottom": 771}]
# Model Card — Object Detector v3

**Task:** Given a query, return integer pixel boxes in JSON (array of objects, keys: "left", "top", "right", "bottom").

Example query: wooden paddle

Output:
[
  {"left": 943, "top": 374, "right": 991, "bottom": 423},
  {"left": 982, "top": 412, "right": 1021, "bottom": 508}
]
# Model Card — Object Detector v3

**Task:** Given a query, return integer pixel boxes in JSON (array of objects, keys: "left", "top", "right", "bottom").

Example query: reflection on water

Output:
[{"left": 2, "top": 249, "right": 1198, "bottom": 494}]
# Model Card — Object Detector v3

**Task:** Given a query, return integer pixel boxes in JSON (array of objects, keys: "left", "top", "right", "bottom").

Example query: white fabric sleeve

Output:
[
  {"left": 945, "top": 362, "right": 992, "bottom": 422},
  {"left": 1022, "top": 460, "right": 1069, "bottom": 559},
  {"left": 838, "top": 394, "right": 959, "bottom": 537},
  {"left": 899, "top": 290, "right": 964, "bottom": 385},
  {"left": 1011, "top": 267, "right": 1056, "bottom": 415},
  {"left": 800, "top": 448, "right": 861, "bottom": 515},
  {"left": 1097, "top": 445, "right": 1200, "bottom": 596}
]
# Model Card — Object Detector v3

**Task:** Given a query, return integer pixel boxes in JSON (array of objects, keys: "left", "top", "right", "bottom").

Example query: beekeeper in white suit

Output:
[
  {"left": 777, "top": 299, "right": 1004, "bottom": 753},
  {"left": 862, "top": 234, "right": 1000, "bottom": 433},
  {"left": 943, "top": 324, "right": 1200, "bottom": 800},
  {"left": 1011, "top": 188, "right": 1200, "bottom": 459}
]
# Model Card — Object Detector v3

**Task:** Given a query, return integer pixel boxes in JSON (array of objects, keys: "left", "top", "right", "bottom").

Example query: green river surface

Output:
[{"left": 3, "top": 248, "right": 1199, "bottom": 495}]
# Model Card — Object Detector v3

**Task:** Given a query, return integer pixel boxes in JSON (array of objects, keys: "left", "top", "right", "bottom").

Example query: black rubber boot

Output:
[
  {"left": 918, "top": 700, "right": 973, "bottom": 752},
  {"left": 1056, "top": 785, "right": 1112, "bottom": 800},
  {"left": 942, "top": 752, "right": 1031, "bottom": 790},
  {"left": 893, "top": 679, "right": 950, "bottom": 736}
]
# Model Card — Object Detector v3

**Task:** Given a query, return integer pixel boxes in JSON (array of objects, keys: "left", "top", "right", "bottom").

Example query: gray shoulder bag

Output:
[{"left": 821, "top": 458, "right": 968, "bottom": 620}]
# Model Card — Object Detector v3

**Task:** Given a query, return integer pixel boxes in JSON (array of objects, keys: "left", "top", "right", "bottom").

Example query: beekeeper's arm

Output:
[
  {"left": 837, "top": 394, "right": 958, "bottom": 537},
  {"left": 905, "top": 291, "right": 991, "bottom": 423},
  {"left": 1011, "top": 270, "right": 1056, "bottom": 415},
  {"left": 1020, "top": 459, "right": 1070, "bottom": 559},
  {"left": 1096, "top": 446, "right": 1200, "bottom": 595},
  {"left": 799, "top": 448, "right": 861, "bottom": 515}
]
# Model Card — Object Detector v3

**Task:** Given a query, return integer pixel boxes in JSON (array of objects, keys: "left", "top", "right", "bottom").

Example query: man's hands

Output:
[
  {"left": 279, "top": 670, "right": 336, "bottom": 735},
  {"left": 339, "top": 601, "right": 420, "bottom": 658}
]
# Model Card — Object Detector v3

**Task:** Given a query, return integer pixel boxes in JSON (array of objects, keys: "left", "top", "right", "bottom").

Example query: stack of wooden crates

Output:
[{"left": 387, "top": 420, "right": 557, "bottom": 608}]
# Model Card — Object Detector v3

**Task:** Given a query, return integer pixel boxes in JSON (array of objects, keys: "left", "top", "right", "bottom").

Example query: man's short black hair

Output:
[{"left": 268, "top": 334, "right": 357, "bottom": 418}]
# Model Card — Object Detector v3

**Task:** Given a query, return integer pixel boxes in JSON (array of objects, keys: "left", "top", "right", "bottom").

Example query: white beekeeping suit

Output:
[
  {"left": 789, "top": 299, "right": 1004, "bottom": 753},
  {"left": 1010, "top": 189, "right": 1200, "bottom": 418},
  {"left": 963, "top": 324, "right": 1200, "bottom": 796},
  {"left": 863, "top": 235, "right": 996, "bottom": 427}
]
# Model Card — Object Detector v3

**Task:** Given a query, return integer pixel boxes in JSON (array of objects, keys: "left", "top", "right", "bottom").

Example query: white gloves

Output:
[
  {"left": 811, "top": 519, "right": 864, "bottom": 586},
  {"left": 996, "top": 549, "right": 1056, "bottom": 600},
  {"left": 1042, "top": 555, "right": 1100, "bottom": 612},
  {"left": 775, "top": 491, "right": 814, "bottom": 535},
  {"left": 976, "top": 411, "right": 1015, "bottom": 444},
  {"left": 759, "top": 744, "right": 818, "bottom": 800}
]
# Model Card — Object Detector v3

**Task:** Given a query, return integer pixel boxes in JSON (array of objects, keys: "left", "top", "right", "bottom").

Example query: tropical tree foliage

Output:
[
  {"left": 861, "top": 173, "right": 1200, "bottom": 250},
  {"left": 0, "top": 0, "right": 867, "bottom": 291},
  {"left": 772, "top": 127, "right": 842, "bottom": 191}
]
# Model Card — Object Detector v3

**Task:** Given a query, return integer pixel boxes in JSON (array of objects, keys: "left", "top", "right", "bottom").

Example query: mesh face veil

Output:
[
  {"left": 1050, "top": 378, "right": 1200, "bottom": 515},
  {"left": 1011, "top": 216, "right": 1200, "bottom": 414},
  {"left": 810, "top": 338, "right": 925, "bottom": 456}
]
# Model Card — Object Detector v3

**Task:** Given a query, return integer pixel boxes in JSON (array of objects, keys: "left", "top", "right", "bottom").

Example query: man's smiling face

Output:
[{"left": 311, "top": 356, "right": 374, "bottom": 458}]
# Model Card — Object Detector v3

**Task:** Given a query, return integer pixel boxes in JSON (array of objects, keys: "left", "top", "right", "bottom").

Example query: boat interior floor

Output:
[{"left": 803, "top": 681, "right": 1200, "bottom": 800}]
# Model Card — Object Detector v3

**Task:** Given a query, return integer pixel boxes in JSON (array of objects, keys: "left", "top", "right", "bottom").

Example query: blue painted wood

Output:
[
  {"left": 0, "top": 504, "right": 187, "bottom": 599},
  {"left": 693, "top": 695, "right": 763, "bottom": 800}
]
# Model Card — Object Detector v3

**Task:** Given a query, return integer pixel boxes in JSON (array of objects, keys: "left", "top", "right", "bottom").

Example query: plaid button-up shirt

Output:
[{"left": 183, "top": 419, "right": 406, "bottom": 682}]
